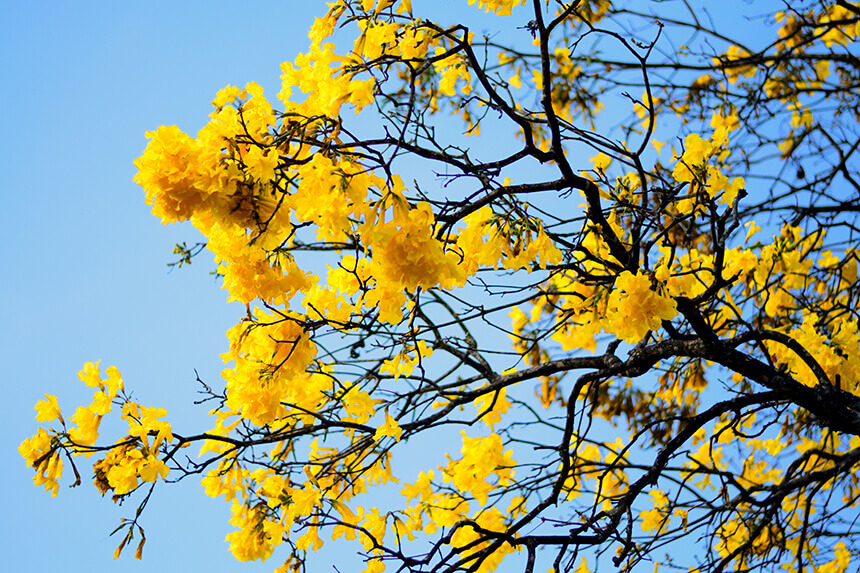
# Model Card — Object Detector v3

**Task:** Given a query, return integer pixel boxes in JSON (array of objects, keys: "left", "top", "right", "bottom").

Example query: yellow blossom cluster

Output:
[
  {"left": 19, "top": 362, "right": 175, "bottom": 499},
  {"left": 19, "top": 427, "right": 62, "bottom": 496},
  {"left": 442, "top": 431, "right": 516, "bottom": 505},
  {"left": 467, "top": 0, "right": 525, "bottom": 16},
  {"left": 221, "top": 309, "right": 320, "bottom": 427},
  {"left": 279, "top": 42, "right": 375, "bottom": 118},
  {"left": 605, "top": 271, "right": 678, "bottom": 343},
  {"left": 671, "top": 126, "right": 745, "bottom": 214},
  {"left": 364, "top": 199, "right": 465, "bottom": 291},
  {"left": 473, "top": 384, "right": 511, "bottom": 426},
  {"left": 380, "top": 340, "right": 434, "bottom": 381},
  {"left": 93, "top": 444, "right": 170, "bottom": 496},
  {"left": 816, "top": 4, "right": 860, "bottom": 47}
]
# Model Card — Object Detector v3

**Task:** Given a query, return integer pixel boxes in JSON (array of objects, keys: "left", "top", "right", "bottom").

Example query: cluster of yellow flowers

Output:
[
  {"left": 467, "top": 0, "right": 525, "bottom": 16},
  {"left": 670, "top": 114, "right": 745, "bottom": 214},
  {"left": 93, "top": 444, "right": 169, "bottom": 497},
  {"left": 19, "top": 361, "right": 174, "bottom": 500}
]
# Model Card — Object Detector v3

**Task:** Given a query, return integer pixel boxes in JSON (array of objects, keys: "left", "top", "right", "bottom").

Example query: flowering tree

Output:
[{"left": 20, "top": 1, "right": 860, "bottom": 572}]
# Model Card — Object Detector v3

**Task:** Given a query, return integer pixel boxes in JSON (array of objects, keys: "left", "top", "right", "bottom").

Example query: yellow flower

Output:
[
  {"left": 342, "top": 387, "right": 382, "bottom": 424},
  {"left": 590, "top": 152, "right": 612, "bottom": 174},
  {"left": 69, "top": 405, "right": 101, "bottom": 446},
  {"left": 104, "top": 365, "right": 124, "bottom": 397},
  {"left": 467, "top": 0, "right": 526, "bottom": 16},
  {"left": 138, "top": 454, "right": 170, "bottom": 483},
  {"left": 78, "top": 360, "right": 103, "bottom": 389},
  {"left": 296, "top": 522, "right": 324, "bottom": 552},
  {"left": 374, "top": 410, "right": 403, "bottom": 441},
  {"left": 716, "top": 45, "right": 756, "bottom": 83},
  {"left": 225, "top": 501, "right": 281, "bottom": 561},
  {"left": 242, "top": 146, "right": 279, "bottom": 183},
  {"left": 365, "top": 200, "right": 463, "bottom": 290},
  {"left": 211, "top": 84, "right": 244, "bottom": 109},
  {"left": 605, "top": 271, "right": 677, "bottom": 343},
  {"left": 401, "top": 470, "right": 434, "bottom": 502},
  {"left": 34, "top": 394, "right": 62, "bottom": 423},
  {"left": 640, "top": 507, "right": 667, "bottom": 533},
  {"left": 363, "top": 557, "right": 386, "bottom": 573},
  {"left": 444, "top": 432, "right": 516, "bottom": 505},
  {"left": 358, "top": 507, "right": 386, "bottom": 549},
  {"left": 20, "top": 429, "right": 63, "bottom": 495},
  {"left": 89, "top": 390, "right": 112, "bottom": 416},
  {"left": 473, "top": 386, "right": 511, "bottom": 426}
]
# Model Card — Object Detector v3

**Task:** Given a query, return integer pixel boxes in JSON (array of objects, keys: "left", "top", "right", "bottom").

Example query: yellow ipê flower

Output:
[
  {"left": 605, "top": 271, "right": 677, "bottom": 343},
  {"left": 34, "top": 394, "right": 62, "bottom": 423},
  {"left": 374, "top": 409, "right": 403, "bottom": 441}
]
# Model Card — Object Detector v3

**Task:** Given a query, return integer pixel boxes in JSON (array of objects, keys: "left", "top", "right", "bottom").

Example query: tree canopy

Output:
[{"left": 20, "top": 1, "right": 860, "bottom": 572}]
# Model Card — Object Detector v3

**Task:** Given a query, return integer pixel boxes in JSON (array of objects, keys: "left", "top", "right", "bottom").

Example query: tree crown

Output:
[{"left": 20, "top": 1, "right": 860, "bottom": 572}]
